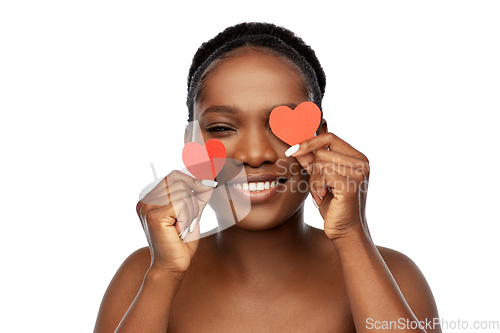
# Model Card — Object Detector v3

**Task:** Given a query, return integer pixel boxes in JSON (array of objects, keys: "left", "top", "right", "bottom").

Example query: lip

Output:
[{"left": 225, "top": 175, "right": 287, "bottom": 204}]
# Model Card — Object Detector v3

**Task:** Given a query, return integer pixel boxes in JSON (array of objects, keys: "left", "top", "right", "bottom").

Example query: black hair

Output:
[{"left": 186, "top": 22, "right": 326, "bottom": 121}]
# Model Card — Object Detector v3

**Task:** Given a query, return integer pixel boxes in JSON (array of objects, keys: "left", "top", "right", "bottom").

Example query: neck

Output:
[{"left": 212, "top": 205, "right": 315, "bottom": 280}]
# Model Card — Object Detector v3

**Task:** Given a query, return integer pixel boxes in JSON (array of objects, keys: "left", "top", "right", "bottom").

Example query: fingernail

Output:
[
  {"left": 201, "top": 179, "right": 217, "bottom": 187},
  {"left": 179, "top": 227, "right": 189, "bottom": 240},
  {"left": 189, "top": 218, "right": 198, "bottom": 232},
  {"left": 312, "top": 197, "right": 319, "bottom": 209},
  {"left": 285, "top": 144, "right": 300, "bottom": 157}
]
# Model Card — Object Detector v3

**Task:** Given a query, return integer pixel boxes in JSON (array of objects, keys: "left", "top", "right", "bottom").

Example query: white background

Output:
[{"left": 1, "top": 1, "right": 499, "bottom": 332}]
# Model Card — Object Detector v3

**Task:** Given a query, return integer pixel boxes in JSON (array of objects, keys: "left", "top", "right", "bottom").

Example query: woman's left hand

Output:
[{"left": 287, "top": 132, "right": 370, "bottom": 240}]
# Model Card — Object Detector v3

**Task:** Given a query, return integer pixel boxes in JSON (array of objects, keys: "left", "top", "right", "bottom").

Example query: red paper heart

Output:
[
  {"left": 269, "top": 101, "right": 321, "bottom": 146},
  {"left": 182, "top": 139, "right": 226, "bottom": 180}
]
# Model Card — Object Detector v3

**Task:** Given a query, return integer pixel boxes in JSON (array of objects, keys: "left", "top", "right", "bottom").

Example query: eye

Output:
[{"left": 207, "top": 125, "right": 233, "bottom": 132}]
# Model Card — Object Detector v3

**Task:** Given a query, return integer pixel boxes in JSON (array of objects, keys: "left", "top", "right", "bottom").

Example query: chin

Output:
[
  {"left": 232, "top": 214, "right": 284, "bottom": 231},
  {"left": 234, "top": 197, "right": 307, "bottom": 232}
]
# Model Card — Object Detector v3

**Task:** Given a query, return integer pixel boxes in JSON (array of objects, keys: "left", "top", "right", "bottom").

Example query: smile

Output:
[
  {"left": 228, "top": 180, "right": 278, "bottom": 192},
  {"left": 227, "top": 177, "right": 287, "bottom": 192},
  {"left": 224, "top": 177, "right": 287, "bottom": 203}
]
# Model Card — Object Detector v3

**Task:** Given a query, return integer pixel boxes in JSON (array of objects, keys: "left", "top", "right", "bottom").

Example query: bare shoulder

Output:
[
  {"left": 377, "top": 246, "right": 430, "bottom": 286},
  {"left": 377, "top": 246, "right": 442, "bottom": 332},
  {"left": 120, "top": 246, "right": 151, "bottom": 274},
  {"left": 94, "top": 247, "right": 151, "bottom": 332},
  {"left": 377, "top": 246, "right": 435, "bottom": 298},
  {"left": 377, "top": 246, "right": 420, "bottom": 271},
  {"left": 103, "top": 246, "right": 151, "bottom": 296},
  {"left": 106, "top": 246, "right": 152, "bottom": 286}
]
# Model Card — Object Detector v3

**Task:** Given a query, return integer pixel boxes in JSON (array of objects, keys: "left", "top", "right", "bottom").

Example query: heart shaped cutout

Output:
[
  {"left": 182, "top": 139, "right": 226, "bottom": 180},
  {"left": 269, "top": 101, "right": 321, "bottom": 146}
]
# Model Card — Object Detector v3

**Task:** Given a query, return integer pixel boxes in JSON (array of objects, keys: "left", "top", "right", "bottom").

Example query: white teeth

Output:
[{"left": 228, "top": 180, "right": 281, "bottom": 192}]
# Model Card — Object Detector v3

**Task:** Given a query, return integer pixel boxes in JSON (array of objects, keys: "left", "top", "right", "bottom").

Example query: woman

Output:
[{"left": 94, "top": 22, "right": 441, "bottom": 332}]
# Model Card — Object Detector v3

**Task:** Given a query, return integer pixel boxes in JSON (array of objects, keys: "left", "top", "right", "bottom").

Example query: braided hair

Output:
[{"left": 186, "top": 22, "right": 326, "bottom": 121}]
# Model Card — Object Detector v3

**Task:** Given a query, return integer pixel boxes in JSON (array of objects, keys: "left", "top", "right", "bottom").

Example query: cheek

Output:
[
  {"left": 290, "top": 176, "right": 311, "bottom": 194},
  {"left": 282, "top": 162, "right": 310, "bottom": 194},
  {"left": 290, "top": 161, "right": 309, "bottom": 179}
]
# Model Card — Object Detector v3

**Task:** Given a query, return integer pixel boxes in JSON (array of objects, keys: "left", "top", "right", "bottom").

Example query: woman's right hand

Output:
[{"left": 136, "top": 170, "right": 216, "bottom": 275}]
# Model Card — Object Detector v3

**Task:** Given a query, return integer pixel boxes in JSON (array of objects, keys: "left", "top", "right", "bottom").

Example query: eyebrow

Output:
[
  {"left": 200, "top": 103, "right": 300, "bottom": 117},
  {"left": 201, "top": 105, "right": 238, "bottom": 117}
]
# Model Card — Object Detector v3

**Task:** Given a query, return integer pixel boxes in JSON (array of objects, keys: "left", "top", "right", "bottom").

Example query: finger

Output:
[
  {"left": 179, "top": 188, "right": 208, "bottom": 242},
  {"left": 146, "top": 170, "right": 217, "bottom": 199},
  {"left": 313, "top": 149, "right": 369, "bottom": 172},
  {"left": 170, "top": 198, "right": 195, "bottom": 235},
  {"left": 142, "top": 180, "right": 187, "bottom": 205},
  {"left": 286, "top": 133, "right": 369, "bottom": 163},
  {"left": 141, "top": 187, "right": 192, "bottom": 206},
  {"left": 180, "top": 195, "right": 196, "bottom": 232},
  {"left": 309, "top": 165, "right": 336, "bottom": 200},
  {"left": 310, "top": 165, "right": 351, "bottom": 201},
  {"left": 293, "top": 148, "right": 340, "bottom": 177},
  {"left": 175, "top": 188, "right": 210, "bottom": 233},
  {"left": 141, "top": 190, "right": 196, "bottom": 230},
  {"left": 158, "top": 196, "right": 197, "bottom": 235},
  {"left": 309, "top": 172, "right": 332, "bottom": 208},
  {"left": 181, "top": 215, "right": 201, "bottom": 243},
  {"left": 145, "top": 181, "right": 214, "bottom": 207},
  {"left": 296, "top": 148, "right": 369, "bottom": 180},
  {"left": 143, "top": 200, "right": 182, "bottom": 230},
  {"left": 166, "top": 170, "right": 218, "bottom": 194},
  {"left": 142, "top": 187, "right": 208, "bottom": 239}
]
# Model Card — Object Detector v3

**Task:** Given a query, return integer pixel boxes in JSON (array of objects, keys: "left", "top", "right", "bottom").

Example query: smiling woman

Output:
[{"left": 93, "top": 22, "right": 442, "bottom": 333}]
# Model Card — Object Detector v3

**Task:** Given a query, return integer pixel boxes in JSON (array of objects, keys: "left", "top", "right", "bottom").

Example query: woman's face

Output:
[{"left": 193, "top": 48, "right": 312, "bottom": 231}]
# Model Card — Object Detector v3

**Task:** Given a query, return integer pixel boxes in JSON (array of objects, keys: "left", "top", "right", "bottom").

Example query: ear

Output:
[{"left": 316, "top": 118, "right": 328, "bottom": 135}]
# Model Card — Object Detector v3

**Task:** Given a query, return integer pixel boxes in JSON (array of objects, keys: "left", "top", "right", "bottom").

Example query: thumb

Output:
[
  {"left": 193, "top": 179, "right": 218, "bottom": 192},
  {"left": 192, "top": 179, "right": 217, "bottom": 204}
]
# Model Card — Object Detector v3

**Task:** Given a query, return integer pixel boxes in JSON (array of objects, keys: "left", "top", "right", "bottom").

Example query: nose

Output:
[{"left": 232, "top": 128, "right": 279, "bottom": 168}]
